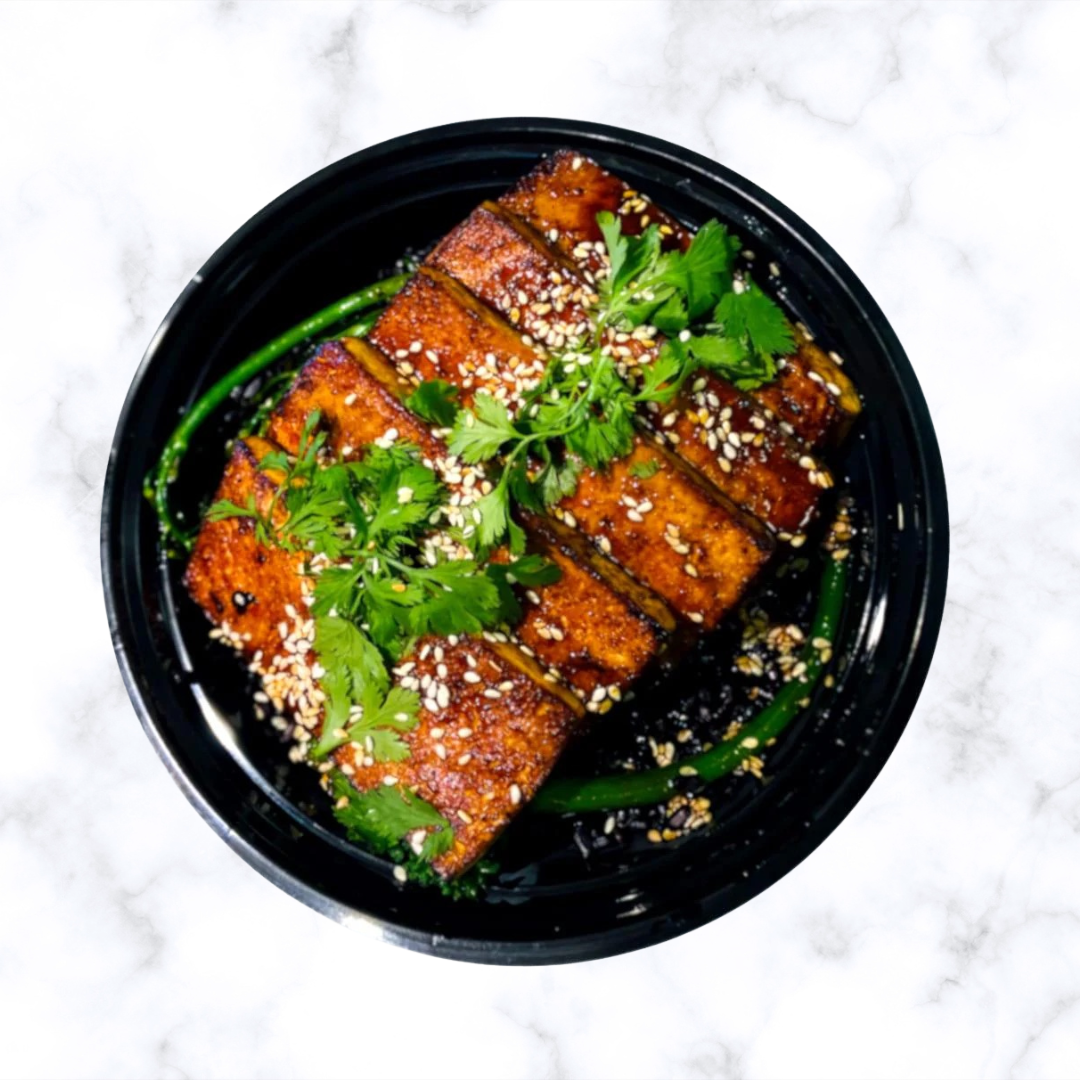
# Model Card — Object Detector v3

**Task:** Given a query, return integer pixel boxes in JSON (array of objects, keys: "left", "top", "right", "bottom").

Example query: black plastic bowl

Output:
[{"left": 102, "top": 118, "right": 948, "bottom": 964}]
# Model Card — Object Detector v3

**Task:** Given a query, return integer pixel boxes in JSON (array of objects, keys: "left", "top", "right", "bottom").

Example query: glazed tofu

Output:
[
  {"left": 556, "top": 440, "right": 772, "bottom": 630},
  {"left": 426, "top": 203, "right": 603, "bottom": 359},
  {"left": 498, "top": 149, "right": 861, "bottom": 448},
  {"left": 266, "top": 337, "right": 674, "bottom": 703},
  {"left": 498, "top": 147, "right": 691, "bottom": 276},
  {"left": 184, "top": 435, "right": 581, "bottom": 877},
  {"left": 643, "top": 375, "right": 831, "bottom": 539},
  {"left": 751, "top": 330, "right": 861, "bottom": 449},
  {"left": 340, "top": 632, "right": 580, "bottom": 878},
  {"left": 184, "top": 436, "right": 306, "bottom": 664},
  {"left": 494, "top": 512, "right": 675, "bottom": 703},
  {"left": 371, "top": 267, "right": 774, "bottom": 628}
]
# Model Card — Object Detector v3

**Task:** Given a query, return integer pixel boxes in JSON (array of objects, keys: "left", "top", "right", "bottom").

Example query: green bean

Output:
[
  {"left": 145, "top": 274, "right": 410, "bottom": 548},
  {"left": 532, "top": 553, "right": 849, "bottom": 813}
]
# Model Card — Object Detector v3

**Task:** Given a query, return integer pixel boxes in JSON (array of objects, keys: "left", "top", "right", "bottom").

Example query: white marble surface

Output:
[{"left": 2, "top": 1, "right": 1078, "bottom": 1076}]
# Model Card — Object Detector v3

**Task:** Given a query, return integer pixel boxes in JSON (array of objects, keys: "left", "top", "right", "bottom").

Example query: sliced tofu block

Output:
[
  {"left": 184, "top": 436, "right": 579, "bottom": 877},
  {"left": 752, "top": 330, "right": 861, "bottom": 449},
  {"left": 499, "top": 150, "right": 861, "bottom": 448},
  {"left": 266, "top": 337, "right": 673, "bottom": 702},
  {"left": 555, "top": 440, "right": 773, "bottom": 630},
  {"left": 644, "top": 374, "right": 831, "bottom": 538},
  {"left": 426, "top": 199, "right": 836, "bottom": 528},
  {"left": 494, "top": 513, "right": 675, "bottom": 706},
  {"left": 426, "top": 203, "right": 602, "bottom": 359},
  {"left": 369, "top": 268, "right": 553, "bottom": 413},
  {"left": 268, "top": 338, "right": 450, "bottom": 464},
  {"left": 498, "top": 147, "right": 691, "bottom": 275},
  {"left": 340, "top": 633, "right": 578, "bottom": 878}
]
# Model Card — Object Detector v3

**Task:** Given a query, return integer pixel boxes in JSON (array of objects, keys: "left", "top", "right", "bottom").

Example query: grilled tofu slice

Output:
[
  {"left": 498, "top": 150, "right": 861, "bottom": 448},
  {"left": 371, "top": 267, "right": 774, "bottom": 628},
  {"left": 368, "top": 268, "right": 554, "bottom": 410},
  {"left": 184, "top": 435, "right": 580, "bottom": 877},
  {"left": 266, "top": 337, "right": 674, "bottom": 703},
  {"left": 498, "top": 147, "right": 691, "bottom": 274},
  {"left": 426, "top": 203, "right": 600, "bottom": 358},
  {"left": 338, "top": 633, "right": 578, "bottom": 878},
  {"left": 558, "top": 440, "right": 772, "bottom": 629},
  {"left": 493, "top": 512, "right": 675, "bottom": 703},
  {"left": 644, "top": 375, "right": 831, "bottom": 538},
  {"left": 753, "top": 329, "right": 861, "bottom": 448}
]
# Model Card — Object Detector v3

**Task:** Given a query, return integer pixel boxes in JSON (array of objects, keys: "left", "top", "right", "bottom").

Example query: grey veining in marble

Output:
[{"left": 2, "top": 2, "right": 1078, "bottom": 1077}]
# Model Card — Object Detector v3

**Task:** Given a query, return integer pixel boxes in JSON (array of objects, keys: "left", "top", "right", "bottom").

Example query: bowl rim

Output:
[{"left": 102, "top": 116, "right": 949, "bottom": 964}]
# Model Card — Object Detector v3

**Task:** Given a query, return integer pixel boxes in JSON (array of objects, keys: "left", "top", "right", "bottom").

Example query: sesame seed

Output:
[{"left": 510, "top": 784, "right": 522, "bottom": 805}]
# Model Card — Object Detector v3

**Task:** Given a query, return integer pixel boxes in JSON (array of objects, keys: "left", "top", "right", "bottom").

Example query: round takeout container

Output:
[{"left": 102, "top": 118, "right": 948, "bottom": 964}]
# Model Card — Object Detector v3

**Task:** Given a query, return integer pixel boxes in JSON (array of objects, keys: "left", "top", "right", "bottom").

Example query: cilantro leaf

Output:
[
  {"left": 657, "top": 219, "right": 740, "bottom": 320},
  {"left": 405, "top": 379, "right": 461, "bottom": 427},
  {"left": 494, "top": 553, "right": 563, "bottom": 588},
  {"left": 629, "top": 458, "right": 661, "bottom": 480},
  {"left": 714, "top": 281, "right": 795, "bottom": 359},
  {"left": 331, "top": 773, "right": 454, "bottom": 862},
  {"left": 534, "top": 456, "right": 582, "bottom": 508},
  {"left": 469, "top": 485, "right": 513, "bottom": 549},
  {"left": 596, "top": 211, "right": 628, "bottom": 285},
  {"left": 448, "top": 394, "right": 517, "bottom": 463},
  {"left": 310, "top": 566, "right": 362, "bottom": 619}
]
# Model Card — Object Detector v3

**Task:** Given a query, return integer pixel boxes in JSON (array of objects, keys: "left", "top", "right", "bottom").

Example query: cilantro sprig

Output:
[
  {"left": 436, "top": 211, "right": 796, "bottom": 551},
  {"left": 331, "top": 772, "right": 454, "bottom": 862},
  {"left": 595, "top": 210, "right": 795, "bottom": 383},
  {"left": 207, "top": 410, "right": 559, "bottom": 767}
]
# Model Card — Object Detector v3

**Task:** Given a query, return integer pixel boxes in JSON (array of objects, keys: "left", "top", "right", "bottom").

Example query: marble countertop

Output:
[{"left": 3, "top": 2, "right": 1078, "bottom": 1077}]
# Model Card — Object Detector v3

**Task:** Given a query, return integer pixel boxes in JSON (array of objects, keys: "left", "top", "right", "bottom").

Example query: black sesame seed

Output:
[{"left": 232, "top": 591, "right": 256, "bottom": 612}]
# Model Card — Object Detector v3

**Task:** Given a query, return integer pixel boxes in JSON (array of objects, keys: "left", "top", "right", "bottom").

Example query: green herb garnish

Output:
[
  {"left": 628, "top": 458, "right": 662, "bottom": 480},
  {"left": 440, "top": 212, "right": 795, "bottom": 550},
  {"left": 404, "top": 378, "right": 461, "bottom": 427},
  {"left": 331, "top": 773, "right": 454, "bottom": 861},
  {"left": 207, "top": 409, "right": 558, "bottom": 775}
]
